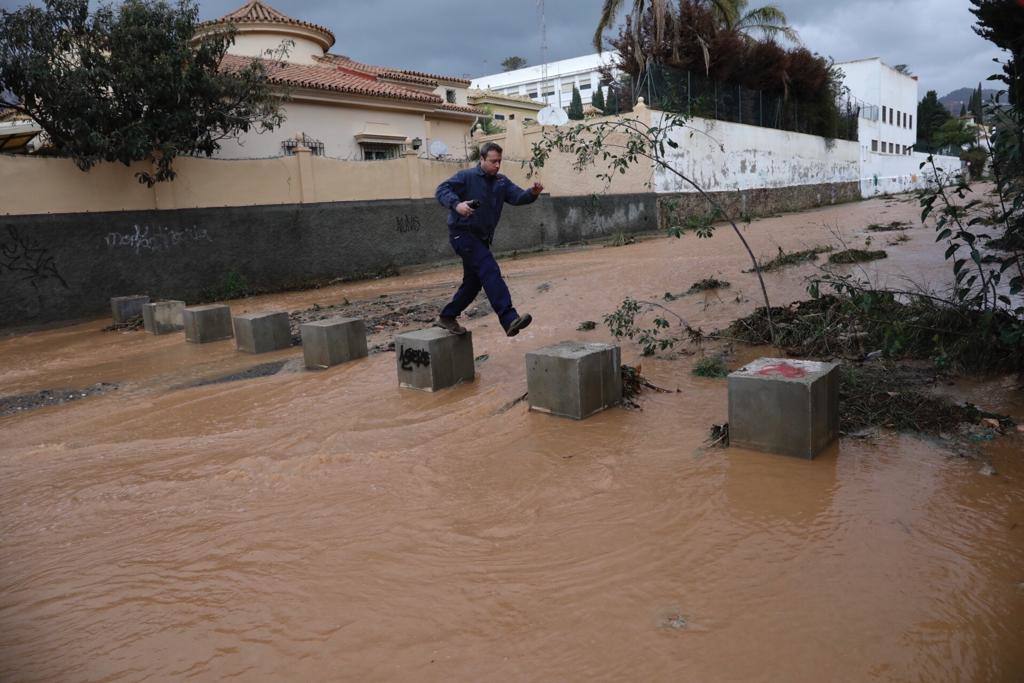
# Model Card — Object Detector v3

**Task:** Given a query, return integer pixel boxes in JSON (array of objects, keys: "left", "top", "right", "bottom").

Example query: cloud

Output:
[{"left": 0, "top": 0, "right": 1008, "bottom": 98}]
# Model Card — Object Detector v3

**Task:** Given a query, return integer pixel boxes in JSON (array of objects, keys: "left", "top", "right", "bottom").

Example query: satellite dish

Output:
[
  {"left": 537, "top": 105, "right": 569, "bottom": 126},
  {"left": 428, "top": 139, "right": 449, "bottom": 157}
]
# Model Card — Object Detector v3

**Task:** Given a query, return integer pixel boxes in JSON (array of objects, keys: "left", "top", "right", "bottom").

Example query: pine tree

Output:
[
  {"left": 917, "top": 90, "right": 952, "bottom": 153},
  {"left": 960, "top": 103, "right": 967, "bottom": 117},
  {"left": 970, "top": 82, "right": 984, "bottom": 124},
  {"left": 567, "top": 86, "right": 584, "bottom": 120},
  {"left": 591, "top": 87, "right": 606, "bottom": 114},
  {"left": 605, "top": 88, "right": 619, "bottom": 115}
]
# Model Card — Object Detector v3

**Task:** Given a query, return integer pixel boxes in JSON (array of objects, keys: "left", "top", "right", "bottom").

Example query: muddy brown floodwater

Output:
[{"left": 2, "top": 193, "right": 1023, "bottom": 681}]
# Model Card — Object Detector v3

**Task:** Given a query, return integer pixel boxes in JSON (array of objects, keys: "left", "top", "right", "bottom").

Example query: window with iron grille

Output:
[
  {"left": 360, "top": 142, "right": 401, "bottom": 161},
  {"left": 281, "top": 134, "right": 325, "bottom": 156}
]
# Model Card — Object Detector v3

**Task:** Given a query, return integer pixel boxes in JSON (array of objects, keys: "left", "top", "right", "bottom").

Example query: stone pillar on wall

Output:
[
  {"left": 632, "top": 96, "right": 651, "bottom": 126},
  {"left": 404, "top": 147, "right": 422, "bottom": 199},
  {"left": 294, "top": 144, "right": 315, "bottom": 204},
  {"left": 503, "top": 120, "right": 526, "bottom": 159}
]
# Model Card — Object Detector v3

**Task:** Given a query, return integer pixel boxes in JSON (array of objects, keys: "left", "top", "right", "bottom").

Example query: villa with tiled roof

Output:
[{"left": 200, "top": 0, "right": 480, "bottom": 160}]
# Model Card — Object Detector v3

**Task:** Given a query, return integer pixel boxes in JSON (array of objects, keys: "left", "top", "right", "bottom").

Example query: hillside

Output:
[{"left": 939, "top": 87, "right": 999, "bottom": 114}]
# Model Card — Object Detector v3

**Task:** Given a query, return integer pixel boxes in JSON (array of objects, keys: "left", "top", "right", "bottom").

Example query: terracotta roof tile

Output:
[
  {"left": 319, "top": 54, "right": 470, "bottom": 87},
  {"left": 220, "top": 54, "right": 478, "bottom": 115},
  {"left": 211, "top": 1, "right": 335, "bottom": 47},
  {"left": 317, "top": 55, "right": 439, "bottom": 87},
  {"left": 436, "top": 102, "right": 483, "bottom": 115}
]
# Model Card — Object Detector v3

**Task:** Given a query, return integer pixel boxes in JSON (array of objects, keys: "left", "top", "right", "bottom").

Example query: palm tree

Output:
[
  {"left": 593, "top": 0, "right": 799, "bottom": 53},
  {"left": 709, "top": 0, "right": 800, "bottom": 44}
]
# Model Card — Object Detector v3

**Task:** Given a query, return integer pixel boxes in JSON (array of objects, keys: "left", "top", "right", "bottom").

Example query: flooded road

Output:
[{"left": 2, "top": 193, "right": 1023, "bottom": 681}]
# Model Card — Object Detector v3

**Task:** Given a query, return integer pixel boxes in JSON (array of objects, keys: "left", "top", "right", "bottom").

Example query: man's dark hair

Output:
[{"left": 479, "top": 141, "right": 503, "bottom": 159}]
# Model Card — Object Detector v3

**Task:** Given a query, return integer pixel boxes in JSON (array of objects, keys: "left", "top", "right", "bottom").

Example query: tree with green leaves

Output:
[
  {"left": 0, "top": 0, "right": 284, "bottom": 186},
  {"left": 529, "top": 109, "right": 776, "bottom": 341},
  {"left": 473, "top": 105, "right": 503, "bottom": 135},
  {"left": 969, "top": 82, "right": 984, "bottom": 124},
  {"left": 933, "top": 118, "right": 977, "bottom": 151},
  {"left": 969, "top": 0, "right": 1023, "bottom": 106},
  {"left": 605, "top": 87, "right": 620, "bottom": 114},
  {"left": 567, "top": 86, "right": 584, "bottom": 120},
  {"left": 500, "top": 56, "right": 527, "bottom": 72},
  {"left": 916, "top": 90, "right": 951, "bottom": 153},
  {"left": 593, "top": 0, "right": 799, "bottom": 61},
  {"left": 960, "top": 103, "right": 967, "bottom": 117},
  {"left": 591, "top": 86, "right": 606, "bottom": 114}
]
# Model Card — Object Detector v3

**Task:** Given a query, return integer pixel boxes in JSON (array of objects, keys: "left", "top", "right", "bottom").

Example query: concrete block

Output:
[
  {"left": 233, "top": 311, "right": 292, "bottom": 353},
  {"left": 395, "top": 328, "right": 474, "bottom": 391},
  {"left": 301, "top": 317, "right": 368, "bottom": 369},
  {"left": 525, "top": 341, "right": 622, "bottom": 420},
  {"left": 142, "top": 300, "right": 184, "bottom": 335},
  {"left": 183, "top": 304, "right": 233, "bottom": 343},
  {"left": 728, "top": 358, "right": 839, "bottom": 460},
  {"left": 110, "top": 295, "right": 149, "bottom": 323}
]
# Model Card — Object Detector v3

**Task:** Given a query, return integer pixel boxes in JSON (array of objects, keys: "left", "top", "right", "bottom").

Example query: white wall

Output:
[
  {"left": 230, "top": 31, "right": 325, "bottom": 65},
  {"left": 213, "top": 101, "right": 470, "bottom": 160},
  {"left": 861, "top": 151, "right": 962, "bottom": 197},
  {"left": 652, "top": 114, "right": 860, "bottom": 193},
  {"left": 840, "top": 59, "right": 918, "bottom": 157},
  {"left": 471, "top": 53, "right": 616, "bottom": 108}
]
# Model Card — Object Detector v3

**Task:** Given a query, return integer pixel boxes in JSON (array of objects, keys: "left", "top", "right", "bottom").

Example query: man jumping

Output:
[{"left": 434, "top": 141, "right": 543, "bottom": 337}]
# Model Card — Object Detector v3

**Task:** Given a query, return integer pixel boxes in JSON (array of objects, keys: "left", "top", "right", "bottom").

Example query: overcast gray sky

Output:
[{"left": 0, "top": 0, "right": 1006, "bottom": 98}]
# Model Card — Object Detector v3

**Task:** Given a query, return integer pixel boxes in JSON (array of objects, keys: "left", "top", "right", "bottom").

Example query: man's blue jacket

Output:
[{"left": 435, "top": 165, "right": 537, "bottom": 244}]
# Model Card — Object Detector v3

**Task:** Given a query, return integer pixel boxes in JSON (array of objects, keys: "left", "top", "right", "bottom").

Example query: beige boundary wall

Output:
[
  {"left": 1, "top": 104, "right": 869, "bottom": 216},
  {"left": 0, "top": 108, "right": 655, "bottom": 216}
]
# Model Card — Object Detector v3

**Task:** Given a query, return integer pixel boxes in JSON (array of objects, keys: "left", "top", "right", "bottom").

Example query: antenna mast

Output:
[{"left": 538, "top": 0, "right": 548, "bottom": 104}]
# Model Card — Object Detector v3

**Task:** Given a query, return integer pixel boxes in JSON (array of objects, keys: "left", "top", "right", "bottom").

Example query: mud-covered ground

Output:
[{"left": 2, "top": 188, "right": 1023, "bottom": 682}]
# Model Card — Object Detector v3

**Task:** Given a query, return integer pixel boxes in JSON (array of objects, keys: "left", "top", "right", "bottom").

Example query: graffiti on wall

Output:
[
  {"left": 0, "top": 226, "right": 69, "bottom": 290},
  {"left": 395, "top": 215, "right": 422, "bottom": 234},
  {"left": 399, "top": 345, "right": 431, "bottom": 370},
  {"left": 105, "top": 224, "right": 212, "bottom": 254}
]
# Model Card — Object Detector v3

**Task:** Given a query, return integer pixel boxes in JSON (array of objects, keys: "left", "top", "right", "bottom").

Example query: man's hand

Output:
[
  {"left": 531, "top": 181, "right": 544, "bottom": 196},
  {"left": 455, "top": 201, "right": 475, "bottom": 217}
]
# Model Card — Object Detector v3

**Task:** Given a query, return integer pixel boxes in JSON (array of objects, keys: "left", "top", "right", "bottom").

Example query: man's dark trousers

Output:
[{"left": 440, "top": 232, "right": 518, "bottom": 330}]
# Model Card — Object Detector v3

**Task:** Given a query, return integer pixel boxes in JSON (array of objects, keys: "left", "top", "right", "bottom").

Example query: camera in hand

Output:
[{"left": 466, "top": 199, "right": 481, "bottom": 209}]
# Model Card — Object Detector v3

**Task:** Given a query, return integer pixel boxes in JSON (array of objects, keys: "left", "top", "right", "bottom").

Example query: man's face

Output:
[{"left": 480, "top": 151, "right": 502, "bottom": 176}]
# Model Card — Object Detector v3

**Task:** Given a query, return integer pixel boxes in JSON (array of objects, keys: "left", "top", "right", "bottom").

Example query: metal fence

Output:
[{"left": 607, "top": 63, "right": 860, "bottom": 142}]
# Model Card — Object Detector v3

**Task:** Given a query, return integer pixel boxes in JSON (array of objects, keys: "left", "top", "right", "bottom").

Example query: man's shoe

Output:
[
  {"left": 505, "top": 314, "right": 533, "bottom": 337},
  {"left": 436, "top": 316, "right": 467, "bottom": 335}
]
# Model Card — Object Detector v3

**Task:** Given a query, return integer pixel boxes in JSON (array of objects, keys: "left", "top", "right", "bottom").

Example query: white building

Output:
[
  {"left": 196, "top": 0, "right": 479, "bottom": 160},
  {"left": 838, "top": 58, "right": 919, "bottom": 158},
  {"left": 471, "top": 52, "right": 618, "bottom": 110},
  {"left": 835, "top": 57, "right": 949, "bottom": 196}
]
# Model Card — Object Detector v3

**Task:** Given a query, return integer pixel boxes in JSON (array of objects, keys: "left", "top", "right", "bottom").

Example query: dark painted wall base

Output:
[
  {"left": 0, "top": 193, "right": 658, "bottom": 328},
  {"left": 0, "top": 184, "right": 854, "bottom": 328},
  {"left": 657, "top": 181, "right": 861, "bottom": 228}
]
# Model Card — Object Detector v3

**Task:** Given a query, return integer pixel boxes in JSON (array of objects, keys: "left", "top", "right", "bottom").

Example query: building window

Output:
[
  {"left": 281, "top": 134, "right": 325, "bottom": 156},
  {"left": 882, "top": 106, "right": 886, "bottom": 123},
  {"left": 889, "top": 142, "right": 895, "bottom": 153},
  {"left": 527, "top": 90, "right": 538, "bottom": 98},
  {"left": 508, "top": 113, "right": 515, "bottom": 120},
  {"left": 579, "top": 81, "right": 591, "bottom": 90},
  {"left": 909, "top": 114, "right": 913, "bottom": 129},
  {"left": 493, "top": 113, "right": 506, "bottom": 120},
  {"left": 360, "top": 143, "right": 401, "bottom": 161},
  {"left": 871, "top": 139, "right": 878, "bottom": 152},
  {"left": 445, "top": 89, "right": 456, "bottom": 104}
]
